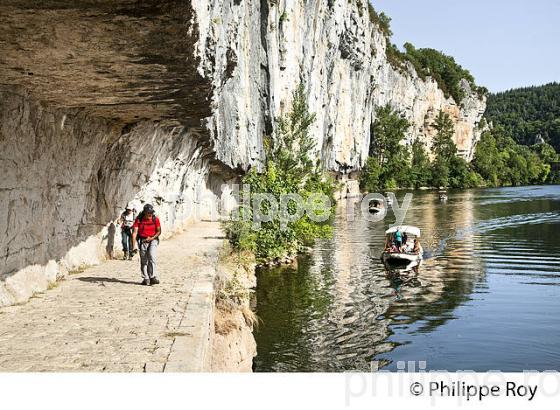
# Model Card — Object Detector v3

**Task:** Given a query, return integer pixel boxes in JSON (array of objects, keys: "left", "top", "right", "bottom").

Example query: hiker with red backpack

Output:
[{"left": 132, "top": 204, "right": 161, "bottom": 286}]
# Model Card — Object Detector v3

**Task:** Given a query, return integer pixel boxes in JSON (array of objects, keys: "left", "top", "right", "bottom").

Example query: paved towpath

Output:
[{"left": 0, "top": 222, "right": 223, "bottom": 372}]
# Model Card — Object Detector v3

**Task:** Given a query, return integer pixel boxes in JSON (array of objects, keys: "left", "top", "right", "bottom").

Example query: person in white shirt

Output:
[{"left": 118, "top": 205, "right": 136, "bottom": 260}]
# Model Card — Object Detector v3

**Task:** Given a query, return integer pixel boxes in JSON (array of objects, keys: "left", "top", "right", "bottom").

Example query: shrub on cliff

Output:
[
  {"left": 224, "top": 84, "right": 337, "bottom": 262},
  {"left": 367, "top": 3, "right": 392, "bottom": 39},
  {"left": 402, "top": 43, "right": 480, "bottom": 103}
]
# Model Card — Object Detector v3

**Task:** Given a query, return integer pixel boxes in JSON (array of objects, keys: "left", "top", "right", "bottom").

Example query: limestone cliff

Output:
[
  {"left": 193, "top": 0, "right": 486, "bottom": 172},
  {"left": 0, "top": 0, "right": 485, "bottom": 305}
]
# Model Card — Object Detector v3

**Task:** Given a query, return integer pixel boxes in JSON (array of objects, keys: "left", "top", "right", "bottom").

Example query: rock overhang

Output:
[{"left": 0, "top": 0, "right": 212, "bottom": 127}]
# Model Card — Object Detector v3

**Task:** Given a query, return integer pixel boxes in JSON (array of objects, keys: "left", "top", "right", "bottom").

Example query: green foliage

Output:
[
  {"left": 385, "top": 42, "right": 408, "bottom": 73},
  {"left": 361, "top": 107, "right": 487, "bottom": 190},
  {"left": 532, "top": 141, "right": 559, "bottom": 163},
  {"left": 432, "top": 111, "right": 457, "bottom": 159},
  {"left": 485, "top": 82, "right": 560, "bottom": 152},
  {"left": 279, "top": 11, "right": 288, "bottom": 24},
  {"left": 362, "top": 105, "right": 412, "bottom": 190},
  {"left": 366, "top": 2, "right": 485, "bottom": 104},
  {"left": 402, "top": 43, "right": 484, "bottom": 103},
  {"left": 410, "top": 139, "right": 432, "bottom": 188},
  {"left": 360, "top": 101, "right": 556, "bottom": 191},
  {"left": 367, "top": 3, "right": 392, "bottom": 38},
  {"left": 431, "top": 159, "right": 450, "bottom": 189},
  {"left": 449, "top": 156, "right": 482, "bottom": 188},
  {"left": 430, "top": 111, "right": 457, "bottom": 188},
  {"left": 224, "top": 84, "right": 337, "bottom": 262},
  {"left": 359, "top": 157, "right": 381, "bottom": 192},
  {"left": 472, "top": 125, "right": 554, "bottom": 186},
  {"left": 472, "top": 130, "right": 502, "bottom": 186}
]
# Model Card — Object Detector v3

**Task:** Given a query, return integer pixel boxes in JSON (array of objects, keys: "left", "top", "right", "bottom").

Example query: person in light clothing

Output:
[{"left": 118, "top": 205, "right": 136, "bottom": 260}]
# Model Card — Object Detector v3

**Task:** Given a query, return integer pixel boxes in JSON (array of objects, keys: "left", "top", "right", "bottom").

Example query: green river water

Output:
[{"left": 253, "top": 185, "right": 560, "bottom": 372}]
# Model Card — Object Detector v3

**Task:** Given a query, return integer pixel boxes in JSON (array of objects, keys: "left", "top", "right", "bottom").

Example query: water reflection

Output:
[{"left": 254, "top": 186, "right": 560, "bottom": 372}]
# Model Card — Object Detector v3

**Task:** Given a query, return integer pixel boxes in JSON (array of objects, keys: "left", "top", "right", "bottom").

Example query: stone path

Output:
[{"left": 0, "top": 222, "right": 223, "bottom": 372}]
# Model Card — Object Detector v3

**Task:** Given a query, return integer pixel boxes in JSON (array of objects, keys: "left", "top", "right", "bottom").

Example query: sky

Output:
[{"left": 371, "top": 0, "right": 560, "bottom": 93}]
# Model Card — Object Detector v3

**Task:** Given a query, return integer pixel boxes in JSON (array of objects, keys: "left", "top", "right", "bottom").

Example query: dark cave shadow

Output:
[{"left": 77, "top": 276, "right": 140, "bottom": 286}]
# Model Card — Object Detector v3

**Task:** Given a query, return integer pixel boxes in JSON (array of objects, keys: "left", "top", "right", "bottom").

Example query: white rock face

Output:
[
  {"left": 194, "top": 0, "right": 486, "bottom": 171},
  {"left": 0, "top": 0, "right": 486, "bottom": 306},
  {"left": 0, "top": 89, "right": 230, "bottom": 306}
]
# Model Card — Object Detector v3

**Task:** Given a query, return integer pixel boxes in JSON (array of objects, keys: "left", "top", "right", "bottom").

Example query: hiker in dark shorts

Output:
[{"left": 132, "top": 204, "right": 161, "bottom": 286}]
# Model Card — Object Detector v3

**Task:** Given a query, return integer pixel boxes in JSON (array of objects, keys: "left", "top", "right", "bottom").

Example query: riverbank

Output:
[{"left": 0, "top": 221, "right": 256, "bottom": 372}]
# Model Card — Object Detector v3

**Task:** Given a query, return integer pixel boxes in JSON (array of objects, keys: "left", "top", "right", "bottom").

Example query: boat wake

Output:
[
  {"left": 456, "top": 212, "right": 560, "bottom": 239},
  {"left": 421, "top": 211, "right": 560, "bottom": 258}
]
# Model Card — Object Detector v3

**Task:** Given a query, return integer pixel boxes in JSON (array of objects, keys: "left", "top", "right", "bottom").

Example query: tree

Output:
[
  {"left": 369, "top": 105, "right": 410, "bottom": 163},
  {"left": 368, "top": 105, "right": 412, "bottom": 189},
  {"left": 449, "top": 156, "right": 470, "bottom": 188},
  {"left": 431, "top": 111, "right": 456, "bottom": 187},
  {"left": 410, "top": 139, "right": 432, "bottom": 188},
  {"left": 472, "top": 131, "right": 503, "bottom": 186},
  {"left": 359, "top": 157, "right": 381, "bottom": 193},
  {"left": 485, "top": 82, "right": 560, "bottom": 151},
  {"left": 224, "top": 84, "right": 337, "bottom": 262},
  {"left": 431, "top": 160, "right": 450, "bottom": 189},
  {"left": 432, "top": 111, "right": 457, "bottom": 159},
  {"left": 532, "top": 142, "right": 558, "bottom": 164}
]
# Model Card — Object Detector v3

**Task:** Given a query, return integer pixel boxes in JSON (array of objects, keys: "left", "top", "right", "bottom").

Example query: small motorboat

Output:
[
  {"left": 368, "top": 199, "right": 384, "bottom": 213},
  {"left": 381, "top": 225, "right": 423, "bottom": 266},
  {"left": 439, "top": 190, "right": 448, "bottom": 202}
]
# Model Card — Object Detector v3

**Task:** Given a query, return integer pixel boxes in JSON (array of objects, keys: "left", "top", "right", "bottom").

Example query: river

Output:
[{"left": 253, "top": 185, "right": 560, "bottom": 372}]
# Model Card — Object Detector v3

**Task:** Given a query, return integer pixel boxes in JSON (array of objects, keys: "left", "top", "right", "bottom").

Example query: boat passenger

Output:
[
  {"left": 384, "top": 237, "right": 392, "bottom": 252},
  {"left": 395, "top": 228, "right": 402, "bottom": 251},
  {"left": 413, "top": 238, "right": 421, "bottom": 255}
]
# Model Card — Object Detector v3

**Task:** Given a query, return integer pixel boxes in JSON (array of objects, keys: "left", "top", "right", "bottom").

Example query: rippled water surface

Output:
[{"left": 253, "top": 186, "right": 560, "bottom": 372}]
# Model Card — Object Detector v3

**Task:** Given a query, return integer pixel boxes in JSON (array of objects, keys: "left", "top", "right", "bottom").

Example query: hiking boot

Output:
[
  {"left": 141, "top": 279, "right": 150, "bottom": 286},
  {"left": 122, "top": 254, "right": 128, "bottom": 260},
  {"left": 150, "top": 277, "right": 160, "bottom": 285}
]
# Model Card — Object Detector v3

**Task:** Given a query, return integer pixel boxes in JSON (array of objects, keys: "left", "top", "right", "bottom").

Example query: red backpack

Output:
[{"left": 136, "top": 211, "right": 157, "bottom": 237}]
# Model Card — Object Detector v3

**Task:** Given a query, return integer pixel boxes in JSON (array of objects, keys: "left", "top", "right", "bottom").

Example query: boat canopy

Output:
[{"left": 385, "top": 225, "right": 421, "bottom": 237}]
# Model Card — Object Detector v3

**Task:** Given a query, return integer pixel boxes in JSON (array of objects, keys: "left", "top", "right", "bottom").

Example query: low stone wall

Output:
[
  {"left": 211, "top": 248, "right": 258, "bottom": 372},
  {"left": 157, "top": 239, "right": 258, "bottom": 372}
]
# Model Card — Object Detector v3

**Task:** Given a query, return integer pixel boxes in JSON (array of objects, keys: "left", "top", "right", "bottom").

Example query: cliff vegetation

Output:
[
  {"left": 485, "top": 82, "right": 560, "bottom": 152},
  {"left": 224, "top": 85, "right": 337, "bottom": 262},
  {"left": 368, "top": 3, "right": 487, "bottom": 103},
  {"left": 360, "top": 105, "right": 558, "bottom": 190}
]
